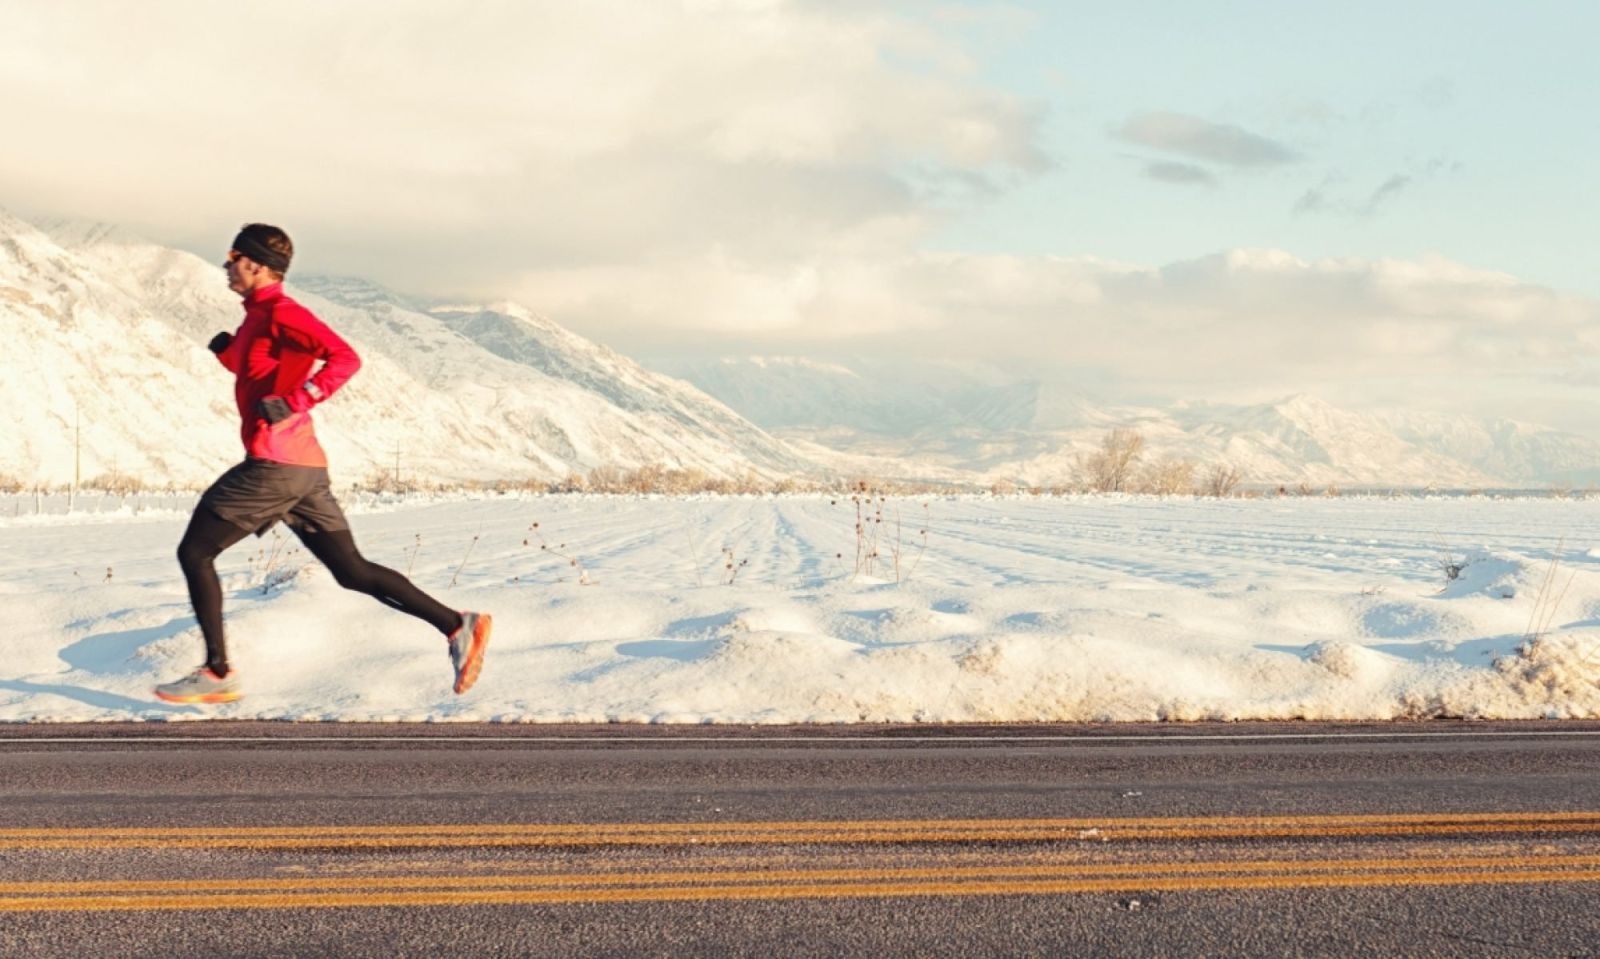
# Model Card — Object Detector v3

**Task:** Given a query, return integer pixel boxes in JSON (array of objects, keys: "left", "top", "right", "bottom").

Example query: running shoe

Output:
[
  {"left": 448, "top": 611, "right": 493, "bottom": 694},
  {"left": 154, "top": 666, "right": 241, "bottom": 704}
]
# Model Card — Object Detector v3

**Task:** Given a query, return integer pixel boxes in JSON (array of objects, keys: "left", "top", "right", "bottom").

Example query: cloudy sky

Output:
[{"left": 3, "top": 0, "right": 1598, "bottom": 432}]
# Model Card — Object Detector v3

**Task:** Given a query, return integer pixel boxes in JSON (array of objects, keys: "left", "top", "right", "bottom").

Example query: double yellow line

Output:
[
  {"left": 4, "top": 810, "right": 1600, "bottom": 850},
  {"left": 5, "top": 811, "right": 1600, "bottom": 911},
  {"left": 6, "top": 854, "right": 1600, "bottom": 911}
]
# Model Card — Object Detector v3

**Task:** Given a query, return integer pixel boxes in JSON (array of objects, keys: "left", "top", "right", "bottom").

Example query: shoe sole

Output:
[
  {"left": 453, "top": 614, "right": 493, "bottom": 695},
  {"left": 154, "top": 689, "right": 242, "bottom": 704}
]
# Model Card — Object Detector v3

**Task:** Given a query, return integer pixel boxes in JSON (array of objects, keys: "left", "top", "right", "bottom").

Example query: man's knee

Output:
[
  {"left": 322, "top": 552, "right": 377, "bottom": 592},
  {"left": 176, "top": 537, "right": 218, "bottom": 571},
  {"left": 178, "top": 508, "right": 247, "bottom": 571},
  {"left": 328, "top": 565, "right": 367, "bottom": 591}
]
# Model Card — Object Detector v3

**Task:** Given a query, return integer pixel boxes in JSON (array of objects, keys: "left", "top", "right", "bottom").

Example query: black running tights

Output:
[{"left": 176, "top": 508, "right": 461, "bottom": 674}]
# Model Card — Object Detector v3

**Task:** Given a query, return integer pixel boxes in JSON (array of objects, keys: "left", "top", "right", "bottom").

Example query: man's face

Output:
[{"left": 224, "top": 250, "right": 270, "bottom": 295}]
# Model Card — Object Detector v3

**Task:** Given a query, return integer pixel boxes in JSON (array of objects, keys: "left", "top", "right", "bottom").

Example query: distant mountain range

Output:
[
  {"left": 659, "top": 357, "right": 1600, "bottom": 488},
  {"left": 4, "top": 207, "right": 1597, "bottom": 490}
]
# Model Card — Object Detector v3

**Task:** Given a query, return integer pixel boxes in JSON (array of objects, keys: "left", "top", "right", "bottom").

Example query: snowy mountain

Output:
[
  {"left": 660, "top": 356, "right": 974, "bottom": 434},
  {"left": 0, "top": 212, "right": 238, "bottom": 486},
  {"left": 658, "top": 356, "right": 1111, "bottom": 435},
  {"left": 662, "top": 357, "right": 1600, "bottom": 488},
  {"left": 1371, "top": 409, "right": 1600, "bottom": 488},
  {"left": 8, "top": 207, "right": 1597, "bottom": 491},
  {"left": 0, "top": 212, "right": 809, "bottom": 487}
]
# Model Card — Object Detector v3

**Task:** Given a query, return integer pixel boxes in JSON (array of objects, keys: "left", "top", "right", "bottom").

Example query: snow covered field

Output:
[{"left": 2, "top": 493, "right": 1598, "bottom": 723}]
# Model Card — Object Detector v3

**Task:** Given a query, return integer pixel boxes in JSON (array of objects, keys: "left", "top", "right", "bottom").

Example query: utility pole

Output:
[{"left": 69, "top": 405, "right": 80, "bottom": 512}]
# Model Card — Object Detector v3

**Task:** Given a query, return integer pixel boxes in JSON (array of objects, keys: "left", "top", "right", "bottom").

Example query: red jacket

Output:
[{"left": 214, "top": 283, "right": 361, "bottom": 467}]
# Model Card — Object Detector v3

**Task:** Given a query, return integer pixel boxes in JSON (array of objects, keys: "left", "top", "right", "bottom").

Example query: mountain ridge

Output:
[
  {"left": 1, "top": 212, "right": 810, "bottom": 487},
  {"left": 662, "top": 357, "right": 1600, "bottom": 487},
  {"left": 6, "top": 208, "right": 1597, "bottom": 490}
]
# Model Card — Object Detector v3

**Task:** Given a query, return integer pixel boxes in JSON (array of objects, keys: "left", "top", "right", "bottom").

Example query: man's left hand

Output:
[{"left": 258, "top": 396, "right": 294, "bottom": 424}]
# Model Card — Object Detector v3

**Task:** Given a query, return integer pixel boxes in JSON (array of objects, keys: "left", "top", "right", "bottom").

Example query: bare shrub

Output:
[
  {"left": 526, "top": 520, "right": 592, "bottom": 585},
  {"left": 578, "top": 462, "right": 787, "bottom": 495},
  {"left": 1078, "top": 429, "right": 1145, "bottom": 493},
  {"left": 1138, "top": 458, "right": 1197, "bottom": 495},
  {"left": 0, "top": 473, "right": 24, "bottom": 494},
  {"left": 704, "top": 468, "right": 764, "bottom": 495},
  {"left": 890, "top": 501, "right": 931, "bottom": 584},
  {"left": 84, "top": 472, "right": 149, "bottom": 495},
  {"left": 448, "top": 527, "right": 483, "bottom": 588},
  {"left": 844, "top": 475, "right": 884, "bottom": 496},
  {"left": 585, "top": 464, "right": 627, "bottom": 492},
  {"left": 721, "top": 546, "right": 748, "bottom": 585},
  {"left": 854, "top": 485, "right": 883, "bottom": 578},
  {"left": 1203, "top": 463, "right": 1243, "bottom": 497},
  {"left": 734, "top": 469, "right": 766, "bottom": 494},
  {"left": 551, "top": 472, "right": 587, "bottom": 493},
  {"left": 623, "top": 463, "right": 666, "bottom": 494},
  {"left": 664, "top": 468, "right": 709, "bottom": 495},
  {"left": 247, "top": 528, "right": 295, "bottom": 593},
  {"left": 833, "top": 482, "right": 890, "bottom": 579},
  {"left": 831, "top": 485, "right": 933, "bottom": 583},
  {"left": 1524, "top": 539, "right": 1576, "bottom": 645},
  {"left": 356, "top": 469, "right": 421, "bottom": 494},
  {"left": 697, "top": 475, "right": 734, "bottom": 495},
  {"left": 405, "top": 534, "right": 423, "bottom": 577}
]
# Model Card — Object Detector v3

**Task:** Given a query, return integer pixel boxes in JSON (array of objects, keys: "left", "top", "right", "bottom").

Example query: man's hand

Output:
[
  {"left": 258, "top": 396, "right": 293, "bottom": 424},
  {"left": 207, "top": 331, "right": 233, "bottom": 355}
]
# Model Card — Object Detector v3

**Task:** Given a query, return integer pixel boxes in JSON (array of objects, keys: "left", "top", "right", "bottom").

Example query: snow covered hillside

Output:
[
  {"left": 2, "top": 493, "right": 1597, "bottom": 722},
  {"left": 8, "top": 204, "right": 1596, "bottom": 492},
  {"left": 664, "top": 357, "right": 1600, "bottom": 488},
  {"left": 1, "top": 211, "right": 808, "bottom": 488}
]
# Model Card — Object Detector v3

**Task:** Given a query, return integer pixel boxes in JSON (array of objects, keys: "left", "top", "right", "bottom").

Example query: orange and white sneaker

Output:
[
  {"left": 154, "top": 666, "right": 242, "bottom": 704},
  {"left": 448, "top": 611, "right": 492, "bottom": 694}
]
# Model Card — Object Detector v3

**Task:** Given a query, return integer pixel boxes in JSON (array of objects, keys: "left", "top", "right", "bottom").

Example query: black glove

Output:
[
  {"left": 207, "top": 331, "right": 233, "bottom": 355},
  {"left": 258, "top": 396, "right": 293, "bottom": 425}
]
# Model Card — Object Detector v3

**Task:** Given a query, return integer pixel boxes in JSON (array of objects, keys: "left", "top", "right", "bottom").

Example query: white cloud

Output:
[
  {"left": 0, "top": 1, "right": 1045, "bottom": 289},
  {"left": 584, "top": 247, "right": 1600, "bottom": 430},
  {"left": 4, "top": 3, "right": 1594, "bottom": 434},
  {"left": 959, "top": 250, "right": 1596, "bottom": 381}
]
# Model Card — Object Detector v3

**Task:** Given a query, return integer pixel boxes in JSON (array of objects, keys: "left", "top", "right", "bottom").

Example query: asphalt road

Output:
[{"left": 2, "top": 721, "right": 1599, "bottom": 958}]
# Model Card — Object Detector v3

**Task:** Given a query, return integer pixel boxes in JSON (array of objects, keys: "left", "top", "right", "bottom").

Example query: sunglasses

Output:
[{"left": 225, "top": 250, "right": 248, "bottom": 266}]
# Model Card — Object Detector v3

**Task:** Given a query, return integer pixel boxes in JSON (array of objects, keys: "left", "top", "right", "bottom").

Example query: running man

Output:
[{"left": 155, "top": 223, "right": 491, "bottom": 704}]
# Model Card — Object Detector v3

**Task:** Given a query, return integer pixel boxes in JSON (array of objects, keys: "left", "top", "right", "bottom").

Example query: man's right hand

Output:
[{"left": 207, "top": 331, "right": 233, "bottom": 354}]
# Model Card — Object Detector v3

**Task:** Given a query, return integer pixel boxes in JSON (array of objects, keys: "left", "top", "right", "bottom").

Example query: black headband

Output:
[{"left": 232, "top": 233, "right": 291, "bottom": 273}]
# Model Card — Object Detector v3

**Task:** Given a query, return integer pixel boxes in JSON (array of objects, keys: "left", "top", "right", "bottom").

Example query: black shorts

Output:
[{"left": 198, "top": 459, "right": 350, "bottom": 536}]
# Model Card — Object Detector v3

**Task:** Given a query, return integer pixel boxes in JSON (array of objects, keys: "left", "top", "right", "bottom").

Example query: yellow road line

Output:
[
  {"left": 8, "top": 813, "right": 1600, "bottom": 911},
  {"left": 5, "top": 816, "right": 1600, "bottom": 850},
  {"left": 4, "top": 866, "right": 1600, "bottom": 912},
  {"left": 7, "top": 852, "right": 1600, "bottom": 897}
]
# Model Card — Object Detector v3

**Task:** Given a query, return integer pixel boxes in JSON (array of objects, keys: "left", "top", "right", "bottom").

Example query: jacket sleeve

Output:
[
  {"left": 270, "top": 302, "right": 362, "bottom": 409},
  {"left": 215, "top": 327, "right": 243, "bottom": 374}
]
